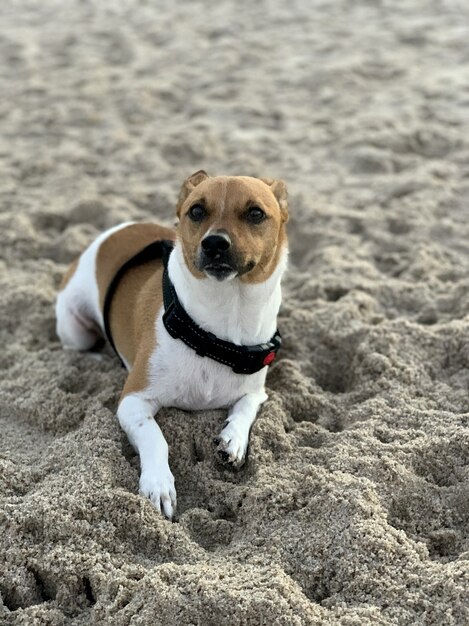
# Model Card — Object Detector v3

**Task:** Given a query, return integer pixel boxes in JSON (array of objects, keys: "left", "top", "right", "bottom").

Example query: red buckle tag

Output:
[{"left": 263, "top": 351, "right": 276, "bottom": 366}]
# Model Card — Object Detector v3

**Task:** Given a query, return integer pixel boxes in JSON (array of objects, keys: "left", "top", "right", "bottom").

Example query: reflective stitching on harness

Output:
[
  {"left": 170, "top": 308, "right": 240, "bottom": 367},
  {"left": 173, "top": 309, "right": 241, "bottom": 354}
]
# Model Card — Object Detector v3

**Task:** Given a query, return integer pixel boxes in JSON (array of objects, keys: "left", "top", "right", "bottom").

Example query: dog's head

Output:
[{"left": 176, "top": 171, "right": 288, "bottom": 283}]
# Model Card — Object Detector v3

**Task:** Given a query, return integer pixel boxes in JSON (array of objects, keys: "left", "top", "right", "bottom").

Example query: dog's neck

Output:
[{"left": 168, "top": 243, "right": 287, "bottom": 346}]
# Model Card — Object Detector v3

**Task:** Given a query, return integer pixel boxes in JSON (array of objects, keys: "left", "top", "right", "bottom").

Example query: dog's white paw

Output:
[
  {"left": 139, "top": 465, "right": 177, "bottom": 520},
  {"left": 214, "top": 422, "right": 248, "bottom": 469}
]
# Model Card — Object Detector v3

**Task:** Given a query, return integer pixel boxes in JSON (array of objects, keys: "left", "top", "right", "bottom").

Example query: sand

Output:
[{"left": 1, "top": 0, "right": 468, "bottom": 624}]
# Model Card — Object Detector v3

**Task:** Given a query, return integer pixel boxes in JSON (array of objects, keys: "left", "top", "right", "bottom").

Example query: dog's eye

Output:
[
  {"left": 188, "top": 204, "right": 206, "bottom": 222},
  {"left": 246, "top": 206, "right": 266, "bottom": 224}
]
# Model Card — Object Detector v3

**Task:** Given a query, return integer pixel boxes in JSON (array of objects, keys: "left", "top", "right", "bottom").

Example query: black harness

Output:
[{"left": 103, "top": 240, "right": 281, "bottom": 375}]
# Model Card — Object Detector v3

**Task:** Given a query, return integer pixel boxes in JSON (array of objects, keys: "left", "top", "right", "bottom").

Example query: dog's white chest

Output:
[{"left": 149, "top": 315, "right": 265, "bottom": 411}]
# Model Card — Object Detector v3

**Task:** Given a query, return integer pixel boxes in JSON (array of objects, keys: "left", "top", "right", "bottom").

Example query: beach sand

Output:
[{"left": 1, "top": 1, "right": 468, "bottom": 624}]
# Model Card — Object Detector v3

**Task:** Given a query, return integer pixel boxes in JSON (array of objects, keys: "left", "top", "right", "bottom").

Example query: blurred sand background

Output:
[{"left": 1, "top": 0, "right": 469, "bottom": 624}]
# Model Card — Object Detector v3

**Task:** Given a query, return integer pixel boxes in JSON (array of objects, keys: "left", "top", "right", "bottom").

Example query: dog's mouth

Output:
[
  {"left": 202, "top": 262, "right": 237, "bottom": 281},
  {"left": 197, "top": 247, "right": 257, "bottom": 282},
  {"left": 202, "top": 261, "right": 257, "bottom": 281}
]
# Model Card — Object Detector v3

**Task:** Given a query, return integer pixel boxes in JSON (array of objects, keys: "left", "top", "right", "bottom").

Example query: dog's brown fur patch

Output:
[
  {"left": 96, "top": 223, "right": 175, "bottom": 394},
  {"left": 96, "top": 223, "right": 175, "bottom": 310},
  {"left": 113, "top": 261, "right": 164, "bottom": 397}
]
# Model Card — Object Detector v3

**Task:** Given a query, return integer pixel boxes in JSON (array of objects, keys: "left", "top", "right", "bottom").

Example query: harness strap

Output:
[
  {"left": 103, "top": 239, "right": 281, "bottom": 374},
  {"left": 162, "top": 267, "right": 281, "bottom": 374},
  {"left": 102, "top": 240, "right": 173, "bottom": 365}
]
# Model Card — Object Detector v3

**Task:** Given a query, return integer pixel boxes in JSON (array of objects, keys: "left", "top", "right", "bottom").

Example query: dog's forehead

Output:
[{"left": 197, "top": 176, "right": 276, "bottom": 207}]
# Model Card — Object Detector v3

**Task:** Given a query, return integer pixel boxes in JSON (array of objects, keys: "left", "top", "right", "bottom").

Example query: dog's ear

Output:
[
  {"left": 177, "top": 170, "right": 209, "bottom": 216},
  {"left": 260, "top": 178, "right": 288, "bottom": 223}
]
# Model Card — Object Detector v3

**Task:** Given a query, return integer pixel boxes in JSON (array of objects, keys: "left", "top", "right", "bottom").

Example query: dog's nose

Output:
[{"left": 201, "top": 234, "right": 231, "bottom": 257}]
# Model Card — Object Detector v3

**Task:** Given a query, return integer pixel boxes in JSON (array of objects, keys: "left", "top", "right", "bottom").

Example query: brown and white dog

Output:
[{"left": 56, "top": 171, "right": 288, "bottom": 520}]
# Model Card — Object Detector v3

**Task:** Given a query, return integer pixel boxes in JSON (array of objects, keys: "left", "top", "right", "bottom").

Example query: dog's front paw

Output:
[
  {"left": 214, "top": 422, "right": 248, "bottom": 469},
  {"left": 139, "top": 465, "right": 177, "bottom": 520}
]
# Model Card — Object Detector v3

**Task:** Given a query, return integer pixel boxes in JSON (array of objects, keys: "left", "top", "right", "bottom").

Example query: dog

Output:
[{"left": 55, "top": 171, "right": 289, "bottom": 520}]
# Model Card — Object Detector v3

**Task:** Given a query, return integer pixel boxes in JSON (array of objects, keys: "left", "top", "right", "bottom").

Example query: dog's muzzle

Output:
[{"left": 199, "top": 233, "right": 236, "bottom": 281}]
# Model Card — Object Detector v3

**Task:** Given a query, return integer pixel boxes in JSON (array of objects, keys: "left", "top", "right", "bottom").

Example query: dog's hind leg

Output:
[
  {"left": 55, "top": 223, "right": 132, "bottom": 352},
  {"left": 56, "top": 292, "right": 100, "bottom": 351}
]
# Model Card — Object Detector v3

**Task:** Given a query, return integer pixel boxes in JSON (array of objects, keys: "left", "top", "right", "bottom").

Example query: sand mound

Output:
[{"left": 1, "top": 1, "right": 468, "bottom": 624}]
